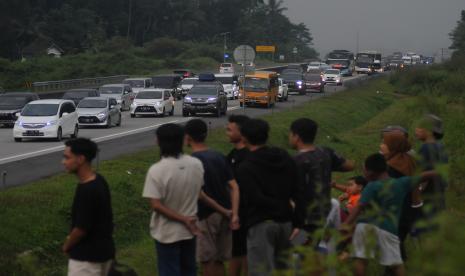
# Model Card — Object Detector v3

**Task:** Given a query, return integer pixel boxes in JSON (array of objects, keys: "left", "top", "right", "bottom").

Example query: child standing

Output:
[{"left": 332, "top": 176, "right": 367, "bottom": 220}]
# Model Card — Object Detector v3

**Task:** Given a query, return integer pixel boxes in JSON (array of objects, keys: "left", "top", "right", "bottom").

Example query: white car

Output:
[
  {"left": 13, "top": 99, "right": 78, "bottom": 142},
  {"left": 123, "top": 78, "right": 153, "bottom": 95},
  {"left": 99, "top": 84, "right": 134, "bottom": 111},
  {"left": 77, "top": 97, "right": 122, "bottom": 128},
  {"left": 130, "top": 89, "right": 174, "bottom": 117},
  {"left": 178, "top": 77, "right": 198, "bottom": 97},
  {"left": 322, "top": 69, "right": 343, "bottom": 85},
  {"left": 278, "top": 78, "right": 289, "bottom": 101},
  {"left": 219, "top": 63, "right": 234, "bottom": 74},
  {"left": 214, "top": 74, "right": 239, "bottom": 99}
]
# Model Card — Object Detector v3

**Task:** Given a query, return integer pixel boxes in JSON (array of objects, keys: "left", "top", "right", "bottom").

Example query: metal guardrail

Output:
[{"left": 32, "top": 75, "right": 129, "bottom": 93}]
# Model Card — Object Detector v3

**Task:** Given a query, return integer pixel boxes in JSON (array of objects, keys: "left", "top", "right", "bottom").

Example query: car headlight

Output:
[
  {"left": 15, "top": 120, "right": 23, "bottom": 126},
  {"left": 46, "top": 120, "right": 58, "bottom": 126},
  {"left": 296, "top": 81, "right": 303, "bottom": 85},
  {"left": 207, "top": 97, "right": 217, "bottom": 102},
  {"left": 117, "top": 99, "right": 122, "bottom": 104},
  {"left": 97, "top": 113, "right": 107, "bottom": 120},
  {"left": 155, "top": 102, "right": 161, "bottom": 106},
  {"left": 184, "top": 96, "right": 193, "bottom": 103}
]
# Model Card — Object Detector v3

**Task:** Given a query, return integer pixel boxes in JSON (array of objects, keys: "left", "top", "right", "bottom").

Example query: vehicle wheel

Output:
[
  {"left": 161, "top": 107, "right": 165, "bottom": 117},
  {"left": 71, "top": 125, "right": 79, "bottom": 138},
  {"left": 130, "top": 113, "right": 135, "bottom": 118},
  {"left": 299, "top": 90, "right": 306, "bottom": 96},
  {"left": 14, "top": 137, "right": 22, "bottom": 142},
  {"left": 239, "top": 102, "right": 243, "bottom": 107},
  {"left": 285, "top": 94, "right": 289, "bottom": 101},
  {"left": 56, "top": 127, "right": 62, "bottom": 141},
  {"left": 106, "top": 116, "right": 112, "bottom": 128},
  {"left": 116, "top": 115, "right": 122, "bottom": 126},
  {"left": 215, "top": 107, "right": 221, "bottom": 117},
  {"left": 169, "top": 106, "right": 174, "bottom": 116},
  {"left": 182, "top": 110, "right": 189, "bottom": 117}
]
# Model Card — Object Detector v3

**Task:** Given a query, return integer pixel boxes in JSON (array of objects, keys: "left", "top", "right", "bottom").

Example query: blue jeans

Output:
[{"left": 155, "top": 238, "right": 197, "bottom": 276}]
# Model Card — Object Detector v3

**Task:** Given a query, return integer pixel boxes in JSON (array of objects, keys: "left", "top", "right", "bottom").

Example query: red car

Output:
[{"left": 304, "top": 73, "right": 325, "bottom": 93}]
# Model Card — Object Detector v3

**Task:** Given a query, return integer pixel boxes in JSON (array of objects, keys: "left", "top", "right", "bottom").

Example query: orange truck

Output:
[{"left": 239, "top": 71, "right": 278, "bottom": 108}]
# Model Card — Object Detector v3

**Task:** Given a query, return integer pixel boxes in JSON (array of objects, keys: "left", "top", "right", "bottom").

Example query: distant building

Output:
[{"left": 22, "top": 39, "right": 64, "bottom": 59}]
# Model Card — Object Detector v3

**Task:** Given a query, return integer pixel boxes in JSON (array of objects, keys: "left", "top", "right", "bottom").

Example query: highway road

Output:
[{"left": 0, "top": 74, "right": 366, "bottom": 188}]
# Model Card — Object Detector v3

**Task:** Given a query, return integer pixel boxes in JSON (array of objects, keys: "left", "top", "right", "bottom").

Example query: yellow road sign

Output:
[{"left": 256, "top": 45, "right": 276, "bottom": 52}]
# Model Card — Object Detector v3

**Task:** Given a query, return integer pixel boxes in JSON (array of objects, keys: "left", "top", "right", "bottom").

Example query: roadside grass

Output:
[{"left": 1, "top": 76, "right": 464, "bottom": 275}]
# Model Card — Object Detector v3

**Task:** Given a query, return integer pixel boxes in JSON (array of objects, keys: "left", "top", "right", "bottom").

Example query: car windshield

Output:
[
  {"left": 153, "top": 77, "right": 174, "bottom": 88},
  {"left": 123, "top": 80, "right": 145, "bottom": 88},
  {"left": 137, "top": 91, "right": 163, "bottom": 99},
  {"left": 0, "top": 96, "right": 28, "bottom": 106},
  {"left": 189, "top": 86, "right": 218, "bottom": 95},
  {"left": 215, "top": 77, "right": 234, "bottom": 84},
  {"left": 281, "top": 74, "right": 302, "bottom": 81},
  {"left": 181, "top": 79, "right": 198, "bottom": 85},
  {"left": 309, "top": 62, "right": 320, "bottom": 66},
  {"left": 244, "top": 77, "right": 269, "bottom": 91},
  {"left": 78, "top": 99, "right": 107, "bottom": 108},
  {"left": 325, "top": 70, "right": 340, "bottom": 74},
  {"left": 357, "top": 56, "right": 373, "bottom": 63},
  {"left": 305, "top": 74, "right": 321, "bottom": 81},
  {"left": 64, "top": 91, "right": 91, "bottom": 98},
  {"left": 21, "top": 104, "right": 59, "bottom": 116},
  {"left": 100, "top": 87, "right": 122, "bottom": 95},
  {"left": 221, "top": 64, "right": 232, "bottom": 67}
]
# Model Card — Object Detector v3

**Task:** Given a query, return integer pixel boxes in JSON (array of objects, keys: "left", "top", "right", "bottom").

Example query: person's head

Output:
[
  {"left": 381, "top": 125, "right": 409, "bottom": 138},
  {"left": 63, "top": 138, "right": 98, "bottom": 174},
  {"left": 184, "top": 119, "right": 208, "bottom": 147},
  {"left": 156, "top": 123, "right": 184, "bottom": 158},
  {"left": 363, "top": 153, "right": 388, "bottom": 181},
  {"left": 346, "top": 176, "right": 368, "bottom": 195},
  {"left": 240, "top": 119, "right": 269, "bottom": 148},
  {"left": 415, "top": 114, "right": 444, "bottom": 141},
  {"left": 380, "top": 131, "right": 411, "bottom": 158},
  {"left": 226, "top": 115, "right": 250, "bottom": 144},
  {"left": 289, "top": 118, "right": 318, "bottom": 149}
]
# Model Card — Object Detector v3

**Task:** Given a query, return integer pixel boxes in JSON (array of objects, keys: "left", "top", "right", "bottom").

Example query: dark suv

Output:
[
  {"left": 152, "top": 74, "right": 183, "bottom": 100},
  {"left": 62, "top": 89, "right": 99, "bottom": 106},
  {"left": 281, "top": 73, "right": 306, "bottom": 95},
  {"left": 0, "top": 92, "right": 40, "bottom": 127},
  {"left": 182, "top": 82, "right": 227, "bottom": 117}
]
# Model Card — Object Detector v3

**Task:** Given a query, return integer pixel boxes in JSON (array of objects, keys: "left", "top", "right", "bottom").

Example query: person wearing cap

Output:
[{"left": 413, "top": 114, "right": 448, "bottom": 232}]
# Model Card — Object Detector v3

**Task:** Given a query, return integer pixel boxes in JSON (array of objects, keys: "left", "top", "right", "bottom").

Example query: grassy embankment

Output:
[{"left": 1, "top": 74, "right": 464, "bottom": 275}]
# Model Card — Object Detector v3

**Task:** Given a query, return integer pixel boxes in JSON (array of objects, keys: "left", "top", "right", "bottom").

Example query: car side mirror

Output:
[
  {"left": 62, "top": 112, "right": 69, "bottom": 117},
  {"left": 123, "top": 91, "right": 129, "bottom": 95},
  {"left": 110, "top": 105, "right": 116, "bottom": 109},
  {"left": 15, "top": 112, "right": 21, "bottom": 117}
]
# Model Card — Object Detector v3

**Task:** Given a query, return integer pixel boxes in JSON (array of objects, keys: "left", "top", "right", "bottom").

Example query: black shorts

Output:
[{"left": 232, "top": 227, "right": 247, "bottom": 257}]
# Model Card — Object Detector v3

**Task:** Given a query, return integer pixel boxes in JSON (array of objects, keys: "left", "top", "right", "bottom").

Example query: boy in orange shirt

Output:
[{"left": 332, "top": 176, "right": 367, "bottom": 219}]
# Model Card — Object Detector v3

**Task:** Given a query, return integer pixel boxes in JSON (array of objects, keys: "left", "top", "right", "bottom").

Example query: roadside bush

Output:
[{"left": 144, "top": 37, "right": 187, "bottom": 58}]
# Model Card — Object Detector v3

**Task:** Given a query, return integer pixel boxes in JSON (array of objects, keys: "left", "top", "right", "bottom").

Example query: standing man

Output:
[
  {"left": 289, "top": 118, "right": 354, "bottom": 240},
  {"left": 225, "top": 115, "right": 250, "bottom": 276},
  {"left": 62, "top": 138, "right": 115, "bottom": 276},
  {"left": 236, "top": 119, "right": 306, "bottom": 276},
  {"left": 143, "top": 123, "right": 230, "bottom": 276},
  {"left": 185, "top": 119, "right": 240, "bottom": 276}
]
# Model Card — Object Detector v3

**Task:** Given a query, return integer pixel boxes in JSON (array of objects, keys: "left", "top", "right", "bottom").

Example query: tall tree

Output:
[{"left": 449, "top": 10, "right": 465, "bottom": 54}]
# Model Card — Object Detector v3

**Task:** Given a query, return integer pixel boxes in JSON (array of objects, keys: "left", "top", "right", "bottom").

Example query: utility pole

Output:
[
  {"left": 356, "top": 31, "right": 359, "bottom": 54},
  {"left": 220, "top": 32, "right": 230, "bottom": 62}
]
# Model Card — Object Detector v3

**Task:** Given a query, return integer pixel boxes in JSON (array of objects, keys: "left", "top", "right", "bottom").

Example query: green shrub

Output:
[{"left": 144, "top": 37, "right": 187, "bottom": 58}]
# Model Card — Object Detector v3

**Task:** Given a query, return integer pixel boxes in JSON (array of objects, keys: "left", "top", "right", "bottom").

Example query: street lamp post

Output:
[{"left": 220, "top": 32, "right": 231, "bottom": 62}]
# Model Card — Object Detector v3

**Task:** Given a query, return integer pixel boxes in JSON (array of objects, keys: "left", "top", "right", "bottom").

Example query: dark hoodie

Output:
[{"left": 236, "top": 146, "right": 306, "bottom": 229}]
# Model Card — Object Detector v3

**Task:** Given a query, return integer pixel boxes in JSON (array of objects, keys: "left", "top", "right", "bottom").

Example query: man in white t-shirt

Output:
[{"left": 142, "top": 123, "right": 231, "bottom": 276}]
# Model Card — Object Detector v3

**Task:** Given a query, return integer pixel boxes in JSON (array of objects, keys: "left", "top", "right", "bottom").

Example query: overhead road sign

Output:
[{"left": 256, "top": 45, "right": 276, "bottom": 53}]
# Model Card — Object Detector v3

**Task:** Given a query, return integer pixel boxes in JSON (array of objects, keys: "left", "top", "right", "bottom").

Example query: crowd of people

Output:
[{"left": 59, "top": 113, "right": 448, "bottom": 276}]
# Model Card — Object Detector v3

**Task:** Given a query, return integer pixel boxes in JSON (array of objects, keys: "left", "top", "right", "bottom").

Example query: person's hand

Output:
[
  {"left": 338, "top": 193, "right": 347, "bottom": 202},
  {"left": 289, "top": 228, "right": 300, "bottom": 241},
  {"left": 230, "top": 215, "right": 240, "bottom": 230},
  {"left": 183, "top": 216, "right": 200, "bottom": 236}
]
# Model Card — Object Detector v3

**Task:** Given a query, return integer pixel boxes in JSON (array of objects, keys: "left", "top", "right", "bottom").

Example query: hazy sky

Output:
[{"left": 282, "top": 0, "right": 465, "bottom": 58}]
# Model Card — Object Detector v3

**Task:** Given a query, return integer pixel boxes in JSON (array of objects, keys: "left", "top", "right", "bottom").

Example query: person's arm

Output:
[
  {"left": 325, "top": 147, "right": 354, "bottom": 172},
  {"left": 62, "top": 228, "right": 86, "bottom": 254},
  {"left": 149, "top": 198, "right": 199, "bottom": 235},
  {"left": 199, "top": 191, "right": 231, "bottom": 218},
  {"left": 343, "top": 204, "right": 363, "bottom": 225},
  {"left": 331, "top": 181, "right": 348, "bottom": 193},
  {"left": 290, "top": 160, "right": 306, "bottom": 240},
  {"left": 228, "top": 179, "right": 240, "bottom": 230}
]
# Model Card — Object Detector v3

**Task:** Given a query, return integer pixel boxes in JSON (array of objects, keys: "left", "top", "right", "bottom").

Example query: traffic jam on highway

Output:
[{"left": 0, "top": 49, "right": 430, "bottom": 143}]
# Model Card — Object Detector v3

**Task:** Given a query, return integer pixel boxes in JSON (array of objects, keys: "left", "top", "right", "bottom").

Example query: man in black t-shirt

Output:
[
  {"left": 225, "top": 115, "right": 250, "bottom": 276},
  {"left": 62, "top": 138, "right": 115, "bottom": 276},
  {"left": 185, "top": 119, "right": 240, "bottom": 276},
  {"left": 289, "top": 118, "right": 354, "bottom": 238}
]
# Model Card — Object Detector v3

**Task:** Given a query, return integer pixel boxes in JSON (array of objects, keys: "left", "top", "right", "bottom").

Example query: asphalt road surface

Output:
[{"left": 0, "top": 74, "right": 366, "bottom": 188}]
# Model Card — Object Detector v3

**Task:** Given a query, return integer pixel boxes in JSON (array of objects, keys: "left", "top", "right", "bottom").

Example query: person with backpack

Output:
[{"left": 289, "top": 118, "right": 354, "bottom": 242}]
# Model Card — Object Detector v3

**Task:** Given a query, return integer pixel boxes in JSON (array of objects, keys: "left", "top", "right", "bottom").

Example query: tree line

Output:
[{"left": 0, "top": 0, "right": 317, "bottom": 60}]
